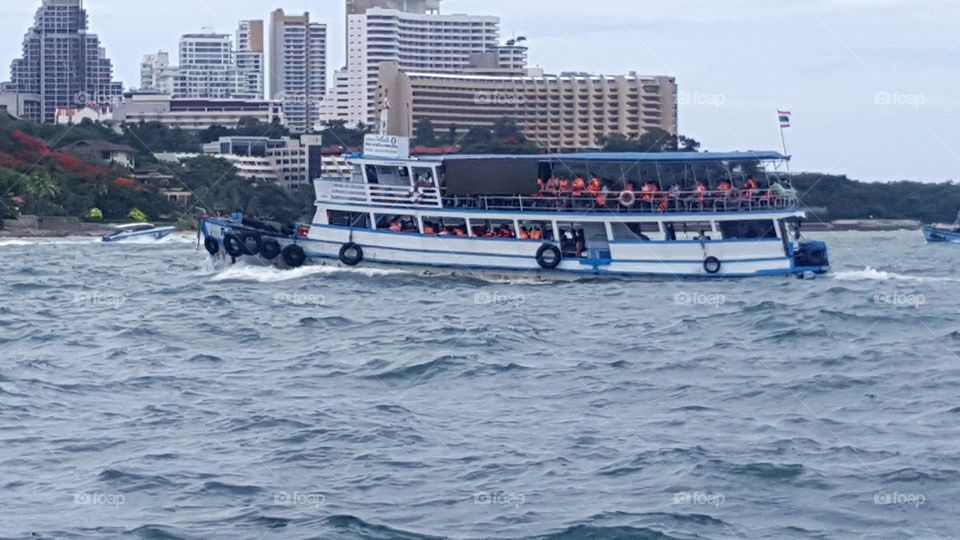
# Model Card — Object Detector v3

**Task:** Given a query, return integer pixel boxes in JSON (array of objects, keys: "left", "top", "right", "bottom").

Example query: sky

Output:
[{"left": 1, "top": 0, "right": 958, "bottom": 182}]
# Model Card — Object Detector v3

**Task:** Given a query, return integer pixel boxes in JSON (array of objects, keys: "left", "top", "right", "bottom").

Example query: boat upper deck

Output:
[{"left": 315, "top": 149, "right": 799, "bottom": 215}]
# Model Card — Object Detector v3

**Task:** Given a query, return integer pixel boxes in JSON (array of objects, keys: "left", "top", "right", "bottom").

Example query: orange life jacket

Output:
[
  {"left": 518, "top": 229, "right": 530, "bottom": 239},
  {"left": 718, "top": 181, "right": 732, "bottom": 192},
  {"left": 389, "top": 222, "right": 402, "bottom": 232},
  {"left": 559, "top": 179, "right": 571, "bottom": 193},
  {"left": 530, "top": 228, "right": 542, "bottom": 240},
  {"left": 423, "top": 225, "right": 436, "bottom": 234},
  {"left": 588, "top": 178, "right": 602, "bottom": 193}
]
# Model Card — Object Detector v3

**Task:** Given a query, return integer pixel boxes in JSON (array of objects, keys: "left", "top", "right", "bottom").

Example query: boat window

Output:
[
  {"left": 370, "top": 165, "right": 411, "bottom": 187},
  {"left": 411, "top": 167, "right": 436, "bottom": 189},
  {"left": 516, "top": 220, "right": 552, "bottom": 241},
  {"left": 718, "top": 220, "right": 778, "bottom": 239},
  {"left": 469, "top": 219, "right": 516, "bottom": 238},
  {"left": 663, "top": 221, "right": 714, "bottom": 241},
  {"left": 328, "top": 211, "right": 369, "bottom": 229},
  {"left": 422, "top": 216, "right": 467, "bottom": 236},
  {"left": 611, "top": 222, "right": 661, "bottom": 241},
  {"left": 374, "top": 214, "right": 418, "bottom": 233},
  {"left": 556, "top": 221, "right": 585, "bottom": 257}
]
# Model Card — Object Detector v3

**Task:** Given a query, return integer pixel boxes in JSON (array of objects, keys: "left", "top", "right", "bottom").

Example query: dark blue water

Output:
[{"left": 1, "top": 231, "right": 959, "bottom": 539}]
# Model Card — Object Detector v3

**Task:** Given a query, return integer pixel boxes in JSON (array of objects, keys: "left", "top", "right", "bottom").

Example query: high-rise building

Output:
[
  {"left": 269, "top": 9, "right": 327, "bottom": 133},
  {"left": 140, "top": 22, "right": 266, "bottom": 101},
  {"left": 377, "top": 63, "right": 678, "bottom": 152},
  {"left": 3, "top": 0, "right": 123, "bottom": 123},
  {"left": 321, "top": 0, "right": 503, "bottom": 127},
  {"left": 140, "top": 51, "right": 174, "bottom": 94},
  {"left": 235, "top": 20, "right": 265, "bottom": 100},
  {"left": 173, "top": 33, "right": 237, "bottom": 99}
]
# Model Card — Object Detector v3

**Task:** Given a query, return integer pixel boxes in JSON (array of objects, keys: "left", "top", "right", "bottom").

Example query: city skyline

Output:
[{"left": 0, "top": 0, "right": 957, "bottom": 182}]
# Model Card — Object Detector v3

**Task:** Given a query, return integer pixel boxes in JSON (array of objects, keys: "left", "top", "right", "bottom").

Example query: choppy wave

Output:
[
  {"left": 1, "top": 230, "right": 958, "bottom": 538},
  {"left": 210, "top": 263, "right": 413, "bottom": 283},
  {"left": 833, "top": 267, "right": 960, "bottom": 283}
]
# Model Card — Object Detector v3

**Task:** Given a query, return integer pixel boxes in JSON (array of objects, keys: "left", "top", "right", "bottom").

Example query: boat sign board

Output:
[{"left": 363, "top": 135, "right": 410, "bottom": 159}]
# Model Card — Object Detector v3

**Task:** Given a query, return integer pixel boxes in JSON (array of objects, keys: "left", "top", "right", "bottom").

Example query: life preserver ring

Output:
[
  {"left": 282, "top": 244, "right": 307, "bottom": 268},
  {"left": 619, "top": 190, "right": 636, "bottom": 207},
  {"left": 203, "top": 236, "right": 220, "bottom": 255},
  {"left": 704, "top": 256, "right": 722, "bottom": 274},
  {"left": 260, "top": 239, "right": 281, "bottom": 260},
  {"left": 238, "top": 230, "right": 262, "bottom": 256},
  {"left": 223, "top": 233, "right": 244, "bottom": 257},
  {"left": 339, "top": 242, "right": 363, "bottom": 266},
  {"left": 535, "top": 243, "right": 562, "bottom": 270}
]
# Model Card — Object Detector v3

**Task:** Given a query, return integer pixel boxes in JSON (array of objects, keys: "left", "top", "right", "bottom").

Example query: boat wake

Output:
[
  {"left": 833, "top": 267, "right": 960, "bottom": 283},
  {"left": 209, "top": 263, "right": 412, "bottom": 283}
]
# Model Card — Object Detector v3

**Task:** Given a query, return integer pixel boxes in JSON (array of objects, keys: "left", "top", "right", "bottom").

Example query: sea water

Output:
[{"left": 1, "top": 231, "right": 958, "bottom": 538}]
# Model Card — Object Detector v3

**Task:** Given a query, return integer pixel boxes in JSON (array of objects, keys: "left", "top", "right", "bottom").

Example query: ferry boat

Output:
[
  {"left": 201, "top": 135, "right": 829, "bottom": 278},
  {"left": 923, "top": 211, "right": 960, "bottom": 243}
]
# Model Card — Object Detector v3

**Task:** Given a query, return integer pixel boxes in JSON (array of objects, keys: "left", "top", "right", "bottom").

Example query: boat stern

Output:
[{"left": 793, "top": 240, "right": 830, "bottom": 274}]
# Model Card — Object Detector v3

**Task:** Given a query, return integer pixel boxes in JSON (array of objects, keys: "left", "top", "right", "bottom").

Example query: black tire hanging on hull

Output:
[
  {"left": 535, "top": 244, "right": 562, "bottom": 270},
  {"left": 339, "top": 243, "right": 364, "bottom": 266},
  {"left": 260, "top": 239, "right": 281, "bottom": 260},
  {"left": 238, "top": 231, "right": 262, "bottom": 256},
  {"left": 282, "top": 244, "right": 307, "bottom": 268},
  {"left": 204, "top": 236, "right": 220, "bottom": 255},
  {"left": 704, "top": 256, "right": 722, "bottom": 275},
  {"left": 223, "top": 233, "right": 244, "bottom": 258}
]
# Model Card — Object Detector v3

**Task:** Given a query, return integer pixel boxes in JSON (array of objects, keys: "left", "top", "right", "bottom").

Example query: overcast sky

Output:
[{"left": 1, "top": 0, "right": 958, "bottom": 182}]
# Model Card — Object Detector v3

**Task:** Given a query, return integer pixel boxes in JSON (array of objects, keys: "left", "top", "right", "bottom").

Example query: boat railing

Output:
[
  {"left": 316, "top": 179, "right": 442, "bottom": 208},
  {"left": 442, "top": 189, "right": 799, "bottom": 214}
]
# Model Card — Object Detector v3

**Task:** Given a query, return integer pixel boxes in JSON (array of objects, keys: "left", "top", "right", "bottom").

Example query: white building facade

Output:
[
  {"left": 269, "top": 10, "right": 327, "bottom": 134},
  {"left": 321, "top": 4, "right": 502, "bottom": 127}
]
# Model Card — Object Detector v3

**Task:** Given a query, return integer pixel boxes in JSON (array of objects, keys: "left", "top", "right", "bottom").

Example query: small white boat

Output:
[{"left": 101, "top": 223, "right": 176, "bottom": 242}]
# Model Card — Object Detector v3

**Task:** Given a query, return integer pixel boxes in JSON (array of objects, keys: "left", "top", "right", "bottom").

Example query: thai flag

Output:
[{"left": 778, "top": 110, "right": 791, "bottom": 128}]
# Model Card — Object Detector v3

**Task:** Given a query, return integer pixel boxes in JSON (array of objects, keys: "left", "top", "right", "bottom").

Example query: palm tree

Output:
[{"left": 24, "top": 171, "right": 60, "bottom": 201}]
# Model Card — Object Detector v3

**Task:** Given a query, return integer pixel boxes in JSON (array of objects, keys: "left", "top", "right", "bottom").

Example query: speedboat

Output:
[
  {"left": 200, "top": 134, "right": 830, "bottom": 278},
  {"left": 923, "top": 211, "right": 960, "bottom": 243},
  {"left": 923, "top": 227, "right": 960, "bottom": 243},
  {"left": 101, "top": 223, "right": 176, "bottom": 242}
]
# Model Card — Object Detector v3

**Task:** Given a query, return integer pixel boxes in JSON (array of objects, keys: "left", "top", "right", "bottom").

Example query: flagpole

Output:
[{"left": 778, "top": 110, "right": 791, "bottom": 174}]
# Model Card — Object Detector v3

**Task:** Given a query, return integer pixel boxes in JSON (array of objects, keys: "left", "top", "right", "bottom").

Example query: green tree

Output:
[
  {"left": 128, "top": 208, "right": 148, "bottom": 222},
  {"left": 24, "top": 171, "right": 60, "bottom": 201}
]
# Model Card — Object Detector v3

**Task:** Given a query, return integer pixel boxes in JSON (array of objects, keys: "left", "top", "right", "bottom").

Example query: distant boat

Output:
[
  {"left": 923, "top": 211, "right": 960, "bottom": 243},
  {"left": 101, "top": 223, "right": 176, "bottom": 242}
]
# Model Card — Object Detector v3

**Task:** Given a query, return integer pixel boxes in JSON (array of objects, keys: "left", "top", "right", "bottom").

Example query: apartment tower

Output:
[
  {"left": 5, "top": 0, "right": 123, "bottom": 122},
  {"left": 269, "top": 9, "right": 327, "bottom": 133}
]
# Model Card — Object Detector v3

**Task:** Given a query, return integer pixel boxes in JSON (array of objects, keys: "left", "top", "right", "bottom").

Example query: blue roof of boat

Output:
[{"left": 433, "top": 151, "right": 788, "bottom": 163}]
